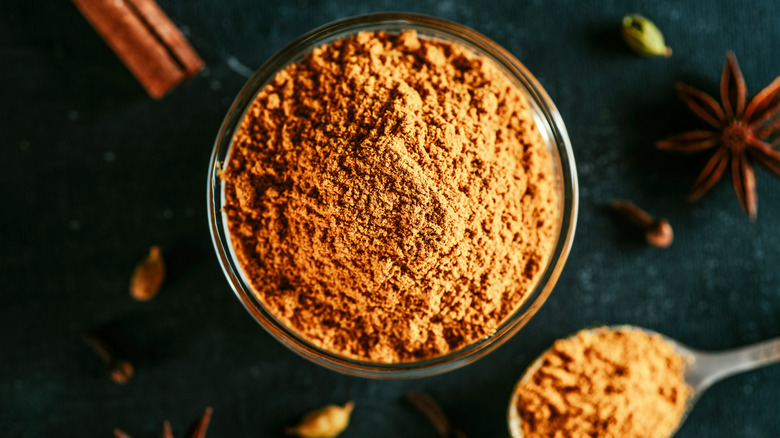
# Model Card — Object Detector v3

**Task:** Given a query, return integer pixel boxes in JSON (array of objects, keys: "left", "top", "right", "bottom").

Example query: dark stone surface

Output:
[{"left": 2, "top": 0, "right": 779, "bottom": 436}]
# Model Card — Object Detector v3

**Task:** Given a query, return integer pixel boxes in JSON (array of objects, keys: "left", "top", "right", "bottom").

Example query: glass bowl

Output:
[{"left": 207, "top": 12, "right": 578, "bottom": 378}]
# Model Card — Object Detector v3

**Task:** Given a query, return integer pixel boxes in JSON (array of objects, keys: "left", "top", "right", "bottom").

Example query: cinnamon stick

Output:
[{"left": 72, "top": 0, "right": 204, "bottom": 98}]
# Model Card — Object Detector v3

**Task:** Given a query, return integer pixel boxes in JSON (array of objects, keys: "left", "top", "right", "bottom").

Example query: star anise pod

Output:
[
  {"left": 657, "top": 51, "right": 780, "bottom": 220},
  {"left": 114, "top": 407, "right": 212, "bottom": 438}
]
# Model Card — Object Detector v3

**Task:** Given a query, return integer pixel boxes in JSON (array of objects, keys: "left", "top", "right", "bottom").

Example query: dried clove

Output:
[
  {"left": 611, "top": 200, "right": 673, "bottom": 248},
  {"left": 286, "top": 402, "right": 354, "bottom": 438},
  {"left": 130, "top": 245, "right": 166, "bottom": 301},
  {"left": 406, "top": 391, "right": 466, "bottom": 438},
  {"left": 83, "top": 331, "right": 134, "bottom": 384}
]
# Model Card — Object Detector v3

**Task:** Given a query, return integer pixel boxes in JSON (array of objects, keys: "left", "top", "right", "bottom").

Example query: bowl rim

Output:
[{"left": 207, "top": 12, "right": 579, "bottom": 379}]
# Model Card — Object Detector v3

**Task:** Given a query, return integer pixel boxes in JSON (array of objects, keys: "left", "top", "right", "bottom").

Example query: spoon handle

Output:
[{"left": 696, "top": 337, "right": 780, "bottom": 391}]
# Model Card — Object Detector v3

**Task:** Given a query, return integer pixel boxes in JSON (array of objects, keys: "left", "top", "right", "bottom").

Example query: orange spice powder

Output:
[
  {"left": 511, "top": 328, "right": 691, "bottom": 438},
  {"left": 221, "top": 31, "right": 558, "bottom": 362}
]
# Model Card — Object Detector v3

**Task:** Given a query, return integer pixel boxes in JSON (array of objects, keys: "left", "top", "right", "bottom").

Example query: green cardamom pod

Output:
[{"left": 621, "top": 14, "right": 672, "bottom": 57}]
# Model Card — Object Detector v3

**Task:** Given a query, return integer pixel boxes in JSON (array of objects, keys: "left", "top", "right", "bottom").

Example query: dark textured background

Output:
[{"left": 2, "top": 0, "right": 779, "bottom": 436}]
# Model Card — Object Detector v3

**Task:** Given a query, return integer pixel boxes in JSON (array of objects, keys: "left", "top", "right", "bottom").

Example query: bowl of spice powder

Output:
[{"left": 208, "top": 13, "right": 578, "bottom": 377}]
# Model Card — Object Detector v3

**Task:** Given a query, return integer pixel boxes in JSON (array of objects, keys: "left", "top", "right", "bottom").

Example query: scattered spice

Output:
[
  {"left": 621, "top": 14, "right": 671, "bottom": 57},
  {"left": 286, "top": 402, "right": 354, "bottom": 438},
  {"left": 72, "top": 0, "right": 204, "bottom": 98},
  {"left": 222, "top": 31, "right": 558, "bottom": 362},
  {"left": 611, "top": 200, "right": 673, "bottom": 248},
  {"left": 83, "top": 331, "right": 134, "bottom": 384},
  {"left": 114, "top": 407, "right": 212, "bottom": 438},
  {"left": 510, "top": 327, "right": 691, "bottom": 438},
  {"left": 130, "top": 245, "right": 165, "bottom": 301},
  {"left": 406, "top": 391, "right": 466, "bottom": 438},
  {"left": 657, "top": 52, "right": 780, "bottom": 220}
]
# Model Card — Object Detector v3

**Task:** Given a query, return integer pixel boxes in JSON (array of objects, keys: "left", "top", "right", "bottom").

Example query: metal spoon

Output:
[{"left": 508, "top": 325, "right": 780, "bottom": 438}]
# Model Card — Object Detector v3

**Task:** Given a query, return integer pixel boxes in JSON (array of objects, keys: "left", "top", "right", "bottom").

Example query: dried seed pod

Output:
[
  {"left": 621, "top": 14, "right": 672, "bottom": 57},
  {"left": 114, "top": 408, "right": 211, "bottom": 438},
  {"left": 286, "top": 402, "right": 354, "bottom": 438},
  {"left": 130, "top": 245, "right": 165, "bottom": 301}
]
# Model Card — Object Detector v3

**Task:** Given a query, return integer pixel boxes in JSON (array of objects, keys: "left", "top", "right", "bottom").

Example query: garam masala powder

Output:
[
  {"left": 510, "top": 328, "right": 691, "bottom": 438},
  {"left": 221, "top": 30, "right": 558, "bottom": 362}
]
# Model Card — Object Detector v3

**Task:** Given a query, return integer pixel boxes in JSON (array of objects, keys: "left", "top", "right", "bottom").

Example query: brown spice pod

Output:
[
  {"left": 129, "top": 245, "right": 166, "bottom": 301},
  {"left": 286, "top": 402, "right": 354, "bottom": 438}
]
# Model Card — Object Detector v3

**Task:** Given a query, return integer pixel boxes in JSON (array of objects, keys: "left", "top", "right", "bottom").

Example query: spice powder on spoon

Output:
[
  {"left": 221, "top": 30, "right": 558, "bottom": 362},
  {"left": 510, "top": 328, "right": 691, "bottom": 438}
]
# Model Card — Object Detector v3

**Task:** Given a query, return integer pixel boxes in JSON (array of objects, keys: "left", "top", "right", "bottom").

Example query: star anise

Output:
[
  {"left": 657, "top": 52, "right": 780, "bottom": 220},
  {"left": 114, "top": 407, "right": 212, "bottom": 438}
]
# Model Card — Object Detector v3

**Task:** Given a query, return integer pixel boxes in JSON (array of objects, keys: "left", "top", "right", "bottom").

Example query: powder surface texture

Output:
[
  {"left": 512, "top": 328, "right": 691, "bottom": 438},
  {"left": 222, "top": 31, "right": 558, "bottom": 362}
]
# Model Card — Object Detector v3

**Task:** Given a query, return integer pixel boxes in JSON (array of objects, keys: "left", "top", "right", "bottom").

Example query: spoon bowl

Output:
[{"left": 508, "top": 325, "right": 780, "bottom": 438}]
